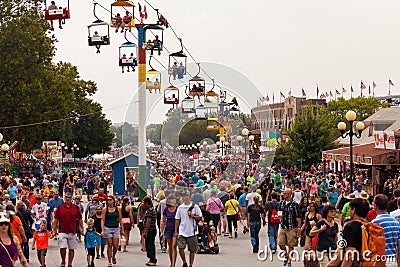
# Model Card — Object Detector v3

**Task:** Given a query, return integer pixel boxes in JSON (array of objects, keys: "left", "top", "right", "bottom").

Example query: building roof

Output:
[
  {"left": 323, "top": 143, "right": 392, "bottom": 157},
  {"left": 338, "top": 107, "right": 400, "bottom": 145},
  {"left": 107, "top": 152, "right": 155, "bottom": 166}
]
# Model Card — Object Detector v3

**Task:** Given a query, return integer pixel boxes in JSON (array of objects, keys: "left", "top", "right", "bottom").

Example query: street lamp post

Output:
[
  {"left": 242, "top": 128, "right": 249, "bottom": 172},
  {"left": 59, "top": 142, "right": 65, "bottom": 172},
  {"left": 338, "top": 110, "right": 365, "bottom": 193}
]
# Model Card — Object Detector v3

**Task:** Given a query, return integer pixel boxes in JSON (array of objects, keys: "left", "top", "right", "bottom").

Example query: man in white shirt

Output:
[
  {"left": 389, "top": 198, "right": 400, "bottom": 221},
  {"left": 175, "top": 191, "right": 202, "bottom": 267},
  {"left": 31, "top": 195, "right": 48, "bottom": 230},
  {"left": 246, "top": 185, "right": 262, "bottom": 207}
]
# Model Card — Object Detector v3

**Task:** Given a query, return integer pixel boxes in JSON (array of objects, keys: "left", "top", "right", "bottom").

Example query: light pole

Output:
[
  {"left": 338, "top": 110, "right": 365, "bottom": 193},
  {"left": 59, "top": 142, "right": 65, "bottom": 172},
  {"left": 236, "top": 135, "right": 242, "bottom": 161},
  {"left": 41, "top": 142, "right": 49, "bottom": 159},
  {"left": 242, "top": 128, "right": 249, "bottom": 172}
]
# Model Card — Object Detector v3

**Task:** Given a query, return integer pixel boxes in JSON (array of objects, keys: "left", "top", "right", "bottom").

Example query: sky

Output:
[{"left": 53, "top": 0, "right": 400, "bottom": 124}]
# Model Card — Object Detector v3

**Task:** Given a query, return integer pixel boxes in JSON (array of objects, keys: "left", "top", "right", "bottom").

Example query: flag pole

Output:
[{"left": 389, "top": 79, "right": 391, "bottom": 96}]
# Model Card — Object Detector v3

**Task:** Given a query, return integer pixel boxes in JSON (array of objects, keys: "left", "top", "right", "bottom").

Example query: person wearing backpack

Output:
[
  {"left": 265, "top": 192, "right": 280, "bottom": 254},
  {"left": 371, "top": 194, "right": 400, "bottom": 267},
  {"left": 327, "top": 198, "right": 386, "bottom": 267}
]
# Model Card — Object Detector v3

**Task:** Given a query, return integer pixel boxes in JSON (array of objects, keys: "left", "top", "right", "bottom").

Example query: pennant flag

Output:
[
  {"left": 220, "top": 90, "right": 225, "bottom": 99},
  {"left": 373, "top": 81, "right": 377, "bottom": 88},
  {"left": 302, "top": 88, "right": 306, "bottom": 97},
  {"left": 336, "top": 89, "right": 340, "bottom": 95},
  {"left": 368, "top": 85, "right": 371, "bottom": 95},
  {"left": 389, "top": 79, "right": 395, "bottom": 86},
  {"left": 330, "top": 91, "right": 333, "bottom": 97},
  {"left": 266, "top": 95, "right": 270, "bottom": 102},
  {"left": 351, "top": 86, "right": 354, "bottom": 93},
  {"left": 280, "top": 92, "right": 285, "bottom": 98},
  {"left": 360, "top": 81, "right": 366, "bottom": 89},
  {"left": 342, "top": 87, "right": 347, "bottom": 93}
]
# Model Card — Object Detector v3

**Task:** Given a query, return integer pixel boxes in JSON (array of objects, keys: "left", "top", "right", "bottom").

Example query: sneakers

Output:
[
  {"left": 182, "top": 263, "right": 188, "bottom": 267},
  {"left": 271, "top": 249, "right": 276, "bottom": 254},
  {"left": 161, "top": 247, "right": 167, "bottom": 253}
]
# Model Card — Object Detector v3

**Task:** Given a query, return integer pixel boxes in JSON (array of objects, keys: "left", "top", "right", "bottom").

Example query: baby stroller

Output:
[{"left": 196, "top": 222, "right": 219, "bottom": 254}]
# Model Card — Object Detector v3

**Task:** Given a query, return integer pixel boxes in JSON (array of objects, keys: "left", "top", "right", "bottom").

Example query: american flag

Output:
[
  {"left": 342, "top": 87, "right": 347, "bottom": 93},
  {"left": 368, "top": 85, "right": 371, "bottom": 95},
  {"left": 330, "top": 91, "right": 333, "bottom": 97},
  {"left": 266, "top": 95, "right": 270, "bottom": 102},
  {"left": 360, "top": 81, "right": 366, "bottom": 89},
  {"left": 320, "top": 94, "right": 326, "bottom": 99},
  {"left": 351, "top": 86, "right": 354, "bottom": 93},
  {"left": 373, "top": 81, "right": 377, "bottom": 88},
  {"left": 288, "top": 89, "right": 291, "bottom": 96},
  {"left": 280, "top": 92, "right": 285, "bottom": 98},
  {"left": 302, "top": 88, "right": 306, "bottom": 97},
  {"left": 389, "top": 79, "right": 395, "bottom": 86},
  {"left": 336, "top": 89, "right": 340, "bottom": 95}
]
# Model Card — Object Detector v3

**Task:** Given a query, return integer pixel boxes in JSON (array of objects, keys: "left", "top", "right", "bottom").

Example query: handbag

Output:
[
  {"left": 17, "top": 211, "right": 33, "bottom": 239},
  {"left": 229, "top": 200, "right": 241, "bottom": 220}
]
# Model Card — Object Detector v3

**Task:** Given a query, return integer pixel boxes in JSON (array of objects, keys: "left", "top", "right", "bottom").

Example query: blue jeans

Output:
[
  {"left": 268, "top": 223, "right": 279, "bottom": 250},
  {"left": 249, "top": 221, "right": 261, "bottom": 247}
]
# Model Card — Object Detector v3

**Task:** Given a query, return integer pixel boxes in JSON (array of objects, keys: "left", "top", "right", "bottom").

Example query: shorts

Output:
[
  {"left": 177, "top": 235, "right": 198, "bottom": 253},
  {"left": 94, "top": 235, "right": 106, "bottom": 246},
  {"left": 58, "top": 233, "right": 78, "bottom": 250},
  {"left": 104, "top": 227, "right": 120, "bottom": 239},
  {"left": 86, "top": 247, "right": 95, "bottom": 256},
  {"left": 241, "top": 206, "right": 247, "bottom": 219},
  {"left": 37, "top": 249, "right": 47, "bottom": 257},
  {"left": 164, "top": 230, "right": 175, "bottom": 239},
  {"left": 277, "top": 228, "right": 298, "bottom": 248}
]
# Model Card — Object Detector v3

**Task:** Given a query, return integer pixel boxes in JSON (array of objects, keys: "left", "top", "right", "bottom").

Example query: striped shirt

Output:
[{"left": 372, "top": 212, "right": 400, "bottom": 256}]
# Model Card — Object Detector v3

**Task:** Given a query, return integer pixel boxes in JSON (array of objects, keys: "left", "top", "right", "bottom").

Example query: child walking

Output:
[
  {"left": 85, "top": 218, "right": 98, "bottom": 267},
  {"left": 32, "top": 220, "right": 51, "bottom": 267}
]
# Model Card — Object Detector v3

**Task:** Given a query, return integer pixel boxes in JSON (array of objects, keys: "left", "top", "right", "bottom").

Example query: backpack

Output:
[
  {"left": 269, "top": 202, "right": 280, "bottom": 224},
  {"left": 353, "top": 220, "right": 386, "bottom": 267}
]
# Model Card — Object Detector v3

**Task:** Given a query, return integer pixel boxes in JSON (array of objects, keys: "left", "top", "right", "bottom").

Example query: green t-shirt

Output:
[
  {"left": 153, "top": 177, "right": 161, "bottom": 186},
  {"left": 274, "top": 173, "right": 281, "bottom": 184},
  {"left": 246, "top": 176, "right": 254, "bottom": 185},
  {"left": 319, "top": 183, "right": 327, "bottom": 197},
  {"left": 342, "top": 202, "right": 351, "bottom": 219}
]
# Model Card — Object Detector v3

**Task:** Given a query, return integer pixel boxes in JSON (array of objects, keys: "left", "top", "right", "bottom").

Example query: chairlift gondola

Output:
[
  {"left": 182, "top": 96, "right": 195, "bottom": 113},
  {"left": 206, "top": 118, "right": 220, "bottom": 131},
  {"left": 164, "top": 86, "right": 179, "bottom": 105},
  {"left": 195, "top": 104, "right": 207, "bottom": 120},
  {"left": 229, "top": 106, "right": 240, "bottom": 122},
  {"left": 88, "top": 4, "right": 110, "bottom": 53},
  {"left": 168, "top": 38, "right": 187, "bottom": 80},
  {"left": 45, "top": 0, "right": 70, "bottom": 29},
  {"left": 111, "top": 0, "right": 135, "bottom": 33},
  {"left": 118, "top": 31, "right": 137, "bottom": 73},
  {"left": 143, "top": 25, "right": 164, "bottom": 55},
  {"left": 146, "top": 56, "right": 161, "bottom": 91}
]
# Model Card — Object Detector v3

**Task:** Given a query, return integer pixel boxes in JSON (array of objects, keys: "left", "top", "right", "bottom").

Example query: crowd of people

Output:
[{"left": 0, "top": 160, "right": 399, "bottom": 267}]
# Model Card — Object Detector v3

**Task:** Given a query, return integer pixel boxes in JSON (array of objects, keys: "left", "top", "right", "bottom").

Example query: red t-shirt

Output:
[
  {"left": 54, "top": 204, "right": 82, "bottom": 234},
  {"left": 98, "top": 193, "right": 107, "bottom": 203},
  {"left": 367, "top": 209, "right": 377, "bottom": 221}
]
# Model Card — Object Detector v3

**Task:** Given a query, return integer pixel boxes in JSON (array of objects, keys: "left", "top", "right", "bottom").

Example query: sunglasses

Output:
[
  {"left": 65, "top": 196, "right": 72, "bottom": 198},
  {"left": 0, "top": 222, "right": 9, "bottom": 226},
  {"left": 107, "top": 199, "right": 113, "bottom": 201}
]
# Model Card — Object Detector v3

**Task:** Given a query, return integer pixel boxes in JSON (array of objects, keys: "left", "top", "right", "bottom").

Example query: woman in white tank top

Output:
[{"left": 293, "top": 188, "right": 303, "bottom": 204}]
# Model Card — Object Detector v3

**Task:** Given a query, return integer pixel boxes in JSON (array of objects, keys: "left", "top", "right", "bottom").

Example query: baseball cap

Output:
[
  {"left": 0, "top": 212, "right": 10, "bottom": 223},
  {"left": 355, "top": 184, "right": 362, "bottom": 189}
]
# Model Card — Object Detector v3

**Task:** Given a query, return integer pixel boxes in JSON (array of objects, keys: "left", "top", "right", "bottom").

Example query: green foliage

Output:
[
  {"left": 239, "top": 113, "right": 251, "bottom": 129},
  {"left": 322, "top": 97, "right": 384, "bottom": 128},
  {"left": 0, "top": 10, "right": 113, "bottom": 156},
  {"left": 147, "top": 124, "right": 162, "bottom": 145},
  {"left": 274, "top": 104, "right": 336, "bottom": 169}
]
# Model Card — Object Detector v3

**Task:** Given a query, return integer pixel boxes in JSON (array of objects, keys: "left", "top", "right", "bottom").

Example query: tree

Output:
[
  {"left": 322, "top": 97, "right": 389, "bottom": 128},
  {"left": 0, "top": 10, "right": 113, "bottom": 155},
  {"left": 146, "top": 124, "right": 162, "bottom": 145},
  {"left": 275, "top": 104, "right": 336, "bottom": 169}
]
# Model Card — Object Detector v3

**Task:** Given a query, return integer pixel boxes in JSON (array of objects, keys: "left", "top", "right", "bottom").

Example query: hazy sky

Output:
[{"left": 53, "top": 0, "right": 400, "bottom": 124}]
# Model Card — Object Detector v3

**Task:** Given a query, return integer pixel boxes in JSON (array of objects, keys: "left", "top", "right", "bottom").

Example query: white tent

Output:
[{"left": 91, "top": 153, "right": 114, "bottom": 160}]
